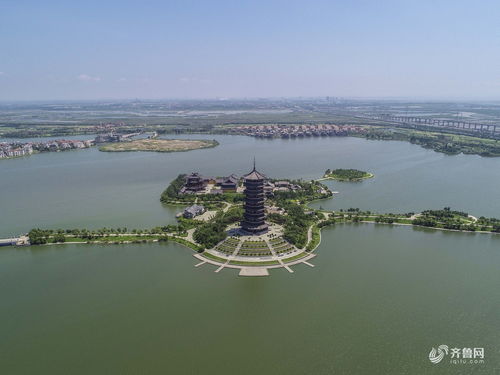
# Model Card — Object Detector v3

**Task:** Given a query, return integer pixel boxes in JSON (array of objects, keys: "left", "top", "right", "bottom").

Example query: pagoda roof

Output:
[
  {"left": 243, "top": 168, "right": 266, "bottom": 181},
  {"left": 223, "top": 174, "right": 239, "bottom": 183}
]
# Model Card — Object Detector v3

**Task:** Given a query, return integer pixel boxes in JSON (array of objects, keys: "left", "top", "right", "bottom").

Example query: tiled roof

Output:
[{"left": 243, "top": 168, "right": 266, "bottom": 180}]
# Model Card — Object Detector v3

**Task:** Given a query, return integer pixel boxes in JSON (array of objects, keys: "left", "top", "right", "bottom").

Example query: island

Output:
[
  {"left": 321, "top": 168, "right": 374, "bottom": 181},
  {"left": 5, "top": 167, "right": 500, "bottom": 277},
  {"left": 99, "top": 138, "right": 218, "bottom": 153}
]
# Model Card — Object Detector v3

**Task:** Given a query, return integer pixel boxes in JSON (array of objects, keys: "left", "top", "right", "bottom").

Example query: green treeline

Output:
[
  {"left": 28, "top": 225, "right": 187, "bottom": 246},
  {"left": 364, "top": 128, "right": 500, "bottom": 157},
  {"left": 193, "top": 207, "right": 244, "bottom": 249},
  {"left": 160, "top": 174, "right": 186, "bottom": 202},
  {"left": 421, "top": 208, "right": 468, "bottom": 218},
  {"left": 281, "top": 204, "right": 310, "bottom": 248},
  {"left": 269, "top": 180, "right": 331, "bottom": 247},
  {"left": 270, "top": 200, "right": 322, "bottom": 248},
  {"left": 412, "top": 207, "right": 499, "bottom": 232},
  {"left": 28, "top": 229, "right": 62, "bottom": 244}
]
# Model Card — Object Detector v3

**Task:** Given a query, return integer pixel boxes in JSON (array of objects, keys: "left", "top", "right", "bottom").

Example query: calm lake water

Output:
[{"left": 1, "top": 135, "right": 500, "bottom": 374}]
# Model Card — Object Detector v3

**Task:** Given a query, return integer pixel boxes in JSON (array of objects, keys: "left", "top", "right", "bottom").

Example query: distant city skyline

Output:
[{"left": 0, "top": 0, "right": 499, "bottom": 101}]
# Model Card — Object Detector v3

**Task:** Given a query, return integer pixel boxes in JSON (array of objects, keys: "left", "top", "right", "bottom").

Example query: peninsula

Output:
[{"left": 6, "top": 167, "right": 498, "bottom": 278}]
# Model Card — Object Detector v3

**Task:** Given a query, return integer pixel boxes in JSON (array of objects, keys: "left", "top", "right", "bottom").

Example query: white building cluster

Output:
[
  {"left": 0, "top": 143, "right": 34, "bottom": 158},
  {"left": 229, "top": 124, "right": 366, "bottom": 138},
  {"left": 0, "top": 139, "right": 94, "bottom": 159}
]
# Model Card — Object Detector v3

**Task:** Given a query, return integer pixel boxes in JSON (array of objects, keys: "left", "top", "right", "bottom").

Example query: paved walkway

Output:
[
  {"left": 194, "top": 210, "right": 217, "bottom": 222},
  {"left": 213, "top": 238, "right": 243, "bottom": 273},
  {"left": 185, "top": 228, "right": 196, "bottom": 242},
  {"left": 264, "top": 238, "right": 293, "bottom": 273},
  {"left": 192, "top": 251, "right": 316, "bottom": 276},
  {"left": 303, "top": 225, "right": 314, "bottom": 250},
  {"left": 191, "top": 222, "right": 319, "bottom": 276},
  {"left": 239, "top": 268, "right": 269, "bottom": 276}
]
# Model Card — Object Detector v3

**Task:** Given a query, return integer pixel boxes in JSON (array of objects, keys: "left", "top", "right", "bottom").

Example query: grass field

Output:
[{"left": 99, "top": 139, "right": 218, "bottom": 153}]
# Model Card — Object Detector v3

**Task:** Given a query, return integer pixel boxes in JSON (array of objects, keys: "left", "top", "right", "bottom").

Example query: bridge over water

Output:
[{"left": 367, "top": 114, "right": 499, "bottom": 135}]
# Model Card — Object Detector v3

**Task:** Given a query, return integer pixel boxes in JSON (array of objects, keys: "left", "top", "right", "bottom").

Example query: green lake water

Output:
[{"left": 1, "top": 135, "right": 499, "bottom": 374}]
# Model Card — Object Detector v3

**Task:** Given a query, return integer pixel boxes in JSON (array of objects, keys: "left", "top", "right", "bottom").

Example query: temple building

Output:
[
  {"left": 182, "top": 172, "right": 206, "bottom": 194},
  {"left": 241, "top": 163, "right": 268, "bottom": 234},
  {"left": 220, "top": 174, "right": 239, "bottom": 192}
]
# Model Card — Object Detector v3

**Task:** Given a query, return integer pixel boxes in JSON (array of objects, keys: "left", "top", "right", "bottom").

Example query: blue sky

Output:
[{"left": 0, "top": 0, "right": 498, "bottom": 100}]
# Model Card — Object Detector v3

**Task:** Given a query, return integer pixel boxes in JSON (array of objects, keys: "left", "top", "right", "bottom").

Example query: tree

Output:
[
  {"left": 53, "top": 233, "right": 66, "bottom": 243},
  {"left": 28, "top": 229, "right": 49, "bottom": 245},
  {"left": 193, "top": 222, "right": 227, "bottom": 249}
]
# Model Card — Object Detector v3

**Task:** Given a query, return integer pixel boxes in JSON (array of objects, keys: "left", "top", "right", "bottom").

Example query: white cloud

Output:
[
  {"left": 0, "top": 72, "right": 5, "bottom": 76},
  {"left": 77, "top": 74, "right": 101, "bottom": 82},
  {"left": 117, "top": 77, "right": 127, "bottom": 82}
]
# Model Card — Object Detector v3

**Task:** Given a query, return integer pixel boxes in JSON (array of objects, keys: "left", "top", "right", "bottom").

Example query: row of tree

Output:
[
  {"left": 421, "top": 207, "right": 468, "bottom": 219},
  {"left": 160, "top": 174, "right": 187, "bottom": 202},
  {"left": 28, "top": 224, "right": 190, "bottom": 245},
  {"left": 280, "top": 202, "right": 316, "bottom": 248},
  {"left": 28, "top": 229, "right": 64, "bottom": 245}
]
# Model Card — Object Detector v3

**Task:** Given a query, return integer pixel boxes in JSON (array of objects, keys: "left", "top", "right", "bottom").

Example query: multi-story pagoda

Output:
[
  {"left": 184, "top": 172, "right": 206, "bottom": 193},
  {"left": 241, "top": 162, "right": 268, "bottom": 234}
]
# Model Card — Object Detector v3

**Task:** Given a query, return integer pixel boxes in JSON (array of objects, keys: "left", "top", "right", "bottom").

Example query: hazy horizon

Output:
[
  {"left": 1, "top": 97, "right": 500, "bottom": 105},
  {"left": 1, "top": 0, "right": 499, "bottom": 101}
]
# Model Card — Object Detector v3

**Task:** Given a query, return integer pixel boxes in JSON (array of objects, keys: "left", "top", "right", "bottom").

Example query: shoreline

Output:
[
  {"left": 4, "top": 129, "right": 500, "bottom": 160},
  {"left": 7, "top": 218, "right": 498, "bottom": 252}
]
